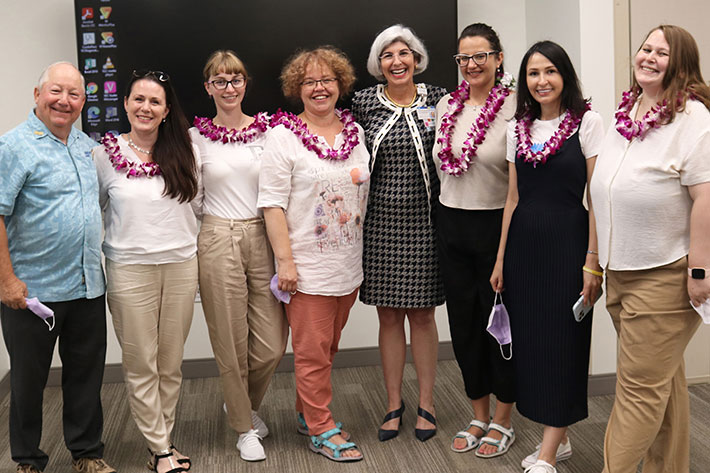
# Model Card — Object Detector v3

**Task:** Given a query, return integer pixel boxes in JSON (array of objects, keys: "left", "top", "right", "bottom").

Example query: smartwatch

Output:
[{"left": 688, "top": 267, "right": 709, "bottom": 280}]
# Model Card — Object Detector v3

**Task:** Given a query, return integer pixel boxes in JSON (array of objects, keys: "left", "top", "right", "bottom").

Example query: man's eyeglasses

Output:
[{"left": 453, "top": 51, "right": 499, "bottom": 66}]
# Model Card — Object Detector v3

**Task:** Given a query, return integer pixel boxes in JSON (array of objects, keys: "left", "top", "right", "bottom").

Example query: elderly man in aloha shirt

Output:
[{"left": 0, "top": 62, "right": 115, "bottom": 473}]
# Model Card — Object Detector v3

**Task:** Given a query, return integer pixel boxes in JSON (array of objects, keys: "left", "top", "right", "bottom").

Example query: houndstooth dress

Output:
[{"left": 352, "top": 83, "right": 446, "bottom": 308}]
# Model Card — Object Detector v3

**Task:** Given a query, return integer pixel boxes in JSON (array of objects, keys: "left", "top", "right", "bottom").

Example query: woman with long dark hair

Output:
[
  {"left": 490, "top": 41, "right": 604, "bottom": 473},
  {"left": 432, "top": 23, "right": 516, "bottom": 457},
  {"left": 93, "top": 70, "right": 200, "bottom": 473}
]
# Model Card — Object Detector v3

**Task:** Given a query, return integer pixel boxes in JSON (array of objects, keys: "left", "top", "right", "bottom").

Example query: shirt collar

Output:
[{"left": 28, "top": 109, "right": 80, "bottom": 146}]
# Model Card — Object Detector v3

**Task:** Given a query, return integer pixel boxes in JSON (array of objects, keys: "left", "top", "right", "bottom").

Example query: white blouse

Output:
[
  {"left": 257, "top": 124, "right": 371, "bottom": 296},
  {"left": 590, "top": 99, "right": 710, "bottom": 270},
  {"left": 94, "top": 135, "right": 201, "bottom": 265},
  {"left": 433, "top": 92, "right": 515, "bottom": 210},
  {"left": 189, "top": 127, "right": 264, "bottom": 219}
]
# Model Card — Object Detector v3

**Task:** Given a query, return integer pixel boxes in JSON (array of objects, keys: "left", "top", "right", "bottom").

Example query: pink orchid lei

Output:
[
  {"left": 614, "top": 88, "right": 681, "bottom": 141},
  {"left": 193, "top": 112, "right": 271, "bottom": 144},
  {"left": 436, "top": 72, "right": 514, "bottom": 176},
  {"left": 102, "top": 132, "right": 161, "bottom": 178},
  {"left": 515, "top": 102, "right": 591, "bottom": 167},
  {"left": 271, "top": 108, "right": 359, "bottom": 161}
]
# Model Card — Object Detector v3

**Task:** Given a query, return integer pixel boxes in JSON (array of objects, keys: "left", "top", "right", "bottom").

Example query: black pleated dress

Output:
[{"left": 503, "top": 131, "right": 593, "bottom": 427}]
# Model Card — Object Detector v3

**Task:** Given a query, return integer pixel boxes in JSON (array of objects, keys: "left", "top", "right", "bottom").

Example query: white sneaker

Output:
[
  {"left": 252, "top": 410, "right": 269, "bottom": 438},
  {"left": 523, "top": 459, "right": 557, "bottom": 473},
  {"left": 237, "top": 429, "right": 266, "bottom": 461},
  {"left": 521, "top": 439, "right": 572, "bottom": 468}
]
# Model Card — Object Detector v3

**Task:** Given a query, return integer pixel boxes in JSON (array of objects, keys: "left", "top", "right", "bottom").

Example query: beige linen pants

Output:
[
  {"left": 603, "top": 257, "right": 701, "bottom": 473},
  {"left": 198, "top": 215, "right": 287, "bottom": 433},
  {"left": 106, "top": 256, "right": 198, "bottom": 452}
]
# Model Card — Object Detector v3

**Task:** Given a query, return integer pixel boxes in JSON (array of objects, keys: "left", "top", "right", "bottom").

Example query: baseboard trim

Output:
[{"left": 0, "top": 342, "right": 625, "bottom": 397}]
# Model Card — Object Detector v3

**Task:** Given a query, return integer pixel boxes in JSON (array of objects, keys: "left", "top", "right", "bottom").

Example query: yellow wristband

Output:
[{"left": 583, "top": 266, "right": 604, "bottom": 277}]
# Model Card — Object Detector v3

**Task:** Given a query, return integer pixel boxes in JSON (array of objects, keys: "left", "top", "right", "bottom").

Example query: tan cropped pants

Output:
[
  {"left": 603, "top": 257, "right": 701, "bottom": 473},
  {"left": 106, "top": 256, "right": 198, "bottom": 452},
  {"left": 198, "top": 215, "right": 287, "bottom": 433}
]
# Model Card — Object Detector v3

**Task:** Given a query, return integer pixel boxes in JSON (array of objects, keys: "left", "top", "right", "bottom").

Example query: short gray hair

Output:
[
  {"left": 366, "top": 24, "right": 429, "bottom": 81},
  {"left": 37, "top": 61, "right": 85, "bottom": 90}
]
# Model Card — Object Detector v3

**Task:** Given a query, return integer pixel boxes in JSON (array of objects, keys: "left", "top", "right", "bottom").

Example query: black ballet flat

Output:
[
  {"left": 378, "top": 401, "right": 405, "bottom": 442},
  {"left": 415, "top": 406, "right": 437, "bottom": 442}
]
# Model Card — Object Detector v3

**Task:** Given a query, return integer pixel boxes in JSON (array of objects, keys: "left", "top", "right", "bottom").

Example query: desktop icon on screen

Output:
[
  {"left": 81, "top": 8, "right": 94, "bottom": 20},
  {"left": 100, "top": 7, "right": 112, "bottom": 20},
  {"left": 86, "top": 82, "right": 99, "bottom": 95},
  {"left": 87, "top": 107, "right": 101, "bottom": 120}
]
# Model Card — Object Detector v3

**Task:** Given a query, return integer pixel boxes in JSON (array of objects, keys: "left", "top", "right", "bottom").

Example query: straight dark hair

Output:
[
  {"left": 515, "top": 41, "right": 588, "bottom": 120},
  {"left": 458, "top": 23, "right": 505, "bottom": 74},
  {"left": 124, "top": 72, "right": 197, "bottom": 203}
]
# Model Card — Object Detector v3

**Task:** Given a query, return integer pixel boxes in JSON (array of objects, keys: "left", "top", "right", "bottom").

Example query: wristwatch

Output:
[{"left": 688, "top": 267, "right": 709, "bottom": 279}]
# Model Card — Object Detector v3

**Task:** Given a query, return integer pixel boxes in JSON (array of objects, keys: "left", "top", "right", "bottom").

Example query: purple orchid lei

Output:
[
  {"left": 436, "top": 72, "right": 514, "bottom": 176},
  {"left": 193, "top": 112, "right": 271, "bottom": 144},
  {"left": 102, "top": 132, "right": 161, "bottom": 178},
  {"left": 515, "top": 102, "right": 591, "bottom": 167},
  {"left": 271, "top": 108, "right": 359, "bottom": 161},
  {"left": 614, "top": 88, "right": 677, "bottom": 141}
]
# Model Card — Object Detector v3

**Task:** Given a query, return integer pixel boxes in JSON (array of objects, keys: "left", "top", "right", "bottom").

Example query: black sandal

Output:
[
  {"left": 415, "top": 406, "right": 437, "bottom": 442},
  {"left": 378, "top": 401, "right": 405, "bottom": 441},
  {"left": 170, "top": 444, "right": 191, "bottom": 471},
  {"left": 149, "top": 449, "right": 186, "bottom": 473}
]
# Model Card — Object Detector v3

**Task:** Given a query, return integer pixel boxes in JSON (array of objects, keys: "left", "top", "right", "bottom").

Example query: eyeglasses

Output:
[
  {"left": 208, "top": 78, "right": 245, "bottom": 89},
  {"left": 380, "top": 49, "right": 414, "bottom": 61},
  {"left": 301, "top": 77, "right": 337, "bottom": 88},
  {"left": 453, "top": 51, "right": 499, "bottom": 66},
  {"left": 132, "top": 70, "right": 170, "bottom": 82}
]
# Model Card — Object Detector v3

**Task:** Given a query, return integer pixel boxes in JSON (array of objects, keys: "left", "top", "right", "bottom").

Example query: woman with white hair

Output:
[{"left": 352, "top": 24, "right": 445, "bottom": 442}]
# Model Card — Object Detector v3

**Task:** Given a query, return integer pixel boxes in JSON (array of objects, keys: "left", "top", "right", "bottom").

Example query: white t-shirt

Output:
[
  {"left": 506, "top": 110, "right": 605, "bottom": 163},
  {"left": 93, "top": 134, "right": 201, "bottom": 264},
  {"left": 432, "top": 92, "right": 515, "bottom": 210},
  {"left": 189, "top": 126, "right": 264, "bottom": 219},
  {"left": 590, "top": 99, "right": 710, "bottom": 270},
  {"left": 257, "top": 124, "right": 371, "bottom": 296}
]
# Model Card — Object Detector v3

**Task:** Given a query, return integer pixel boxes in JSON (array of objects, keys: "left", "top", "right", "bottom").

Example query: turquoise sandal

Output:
[{"left": 309, "top": 428, "right": 363, "bottom": 462}]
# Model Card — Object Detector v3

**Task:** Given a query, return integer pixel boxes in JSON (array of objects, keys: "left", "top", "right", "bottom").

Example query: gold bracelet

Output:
[{"left": 583, "top": 266, "right": 604, "bottom": 277}]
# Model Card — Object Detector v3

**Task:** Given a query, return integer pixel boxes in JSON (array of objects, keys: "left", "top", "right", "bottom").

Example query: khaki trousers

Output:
[
  {"left": 286, "top": 289, "right": 358, "bottom": 436},
  {"left": 603, "top": 257, "right": 701, "bottom": 473},
  {"left": 106, "top": 256, "right": 198, "bottom": 452},
  {"left": 198, "top": 215, "right": 287, "bottom": 433}
]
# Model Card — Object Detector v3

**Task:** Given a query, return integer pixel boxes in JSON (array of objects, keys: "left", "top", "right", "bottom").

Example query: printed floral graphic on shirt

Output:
[{"left": 312, "top": 166, "right": 370, "bottom": 253}]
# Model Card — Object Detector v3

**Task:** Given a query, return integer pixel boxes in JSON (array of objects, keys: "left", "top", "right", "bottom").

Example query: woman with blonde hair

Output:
[
  {"left": 259, "top": 46, "right": 370, "bottom": 462},
  {"left": 591, "top": 25, "right": 710, "bottom": 473},
  {"left": 190, "top": 50, "right": 287, "bottom": 462}
]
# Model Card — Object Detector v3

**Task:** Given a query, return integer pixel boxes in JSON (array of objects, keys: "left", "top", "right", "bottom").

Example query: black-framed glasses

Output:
[
  {"left": 301, "top": 77, "right": 337, "bottom": 88},
  {"left": 132, "top": 70, "right": 170, "bottom": 82},
  {"left": 208, "top": 78, "right": 245, "bottom": 89},
  {"left": 379, "top": 49, "right": 414, "bottom": 61},
  {"left": 453, "top": 51, "right": 499, "bottom": 66}
]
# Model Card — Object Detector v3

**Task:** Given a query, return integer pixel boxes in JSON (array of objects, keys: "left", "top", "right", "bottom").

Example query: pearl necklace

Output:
[
  {"left": 102, "top": 133, "right": 161, "bottom": 178},
  {"left": 127, "top": 135, "right": 152, "bottom": 155}
]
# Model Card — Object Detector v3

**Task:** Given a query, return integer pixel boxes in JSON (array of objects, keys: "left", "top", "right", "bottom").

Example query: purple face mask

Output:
[
  {"left": 486, "top": 292, "right": 512, "bottom": 360},
  {"left": 270, "top": 275, "right": 291, "bottom": 304},
  {"left": 25, "top": 297, "right": 55, "bottom": 331}
]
